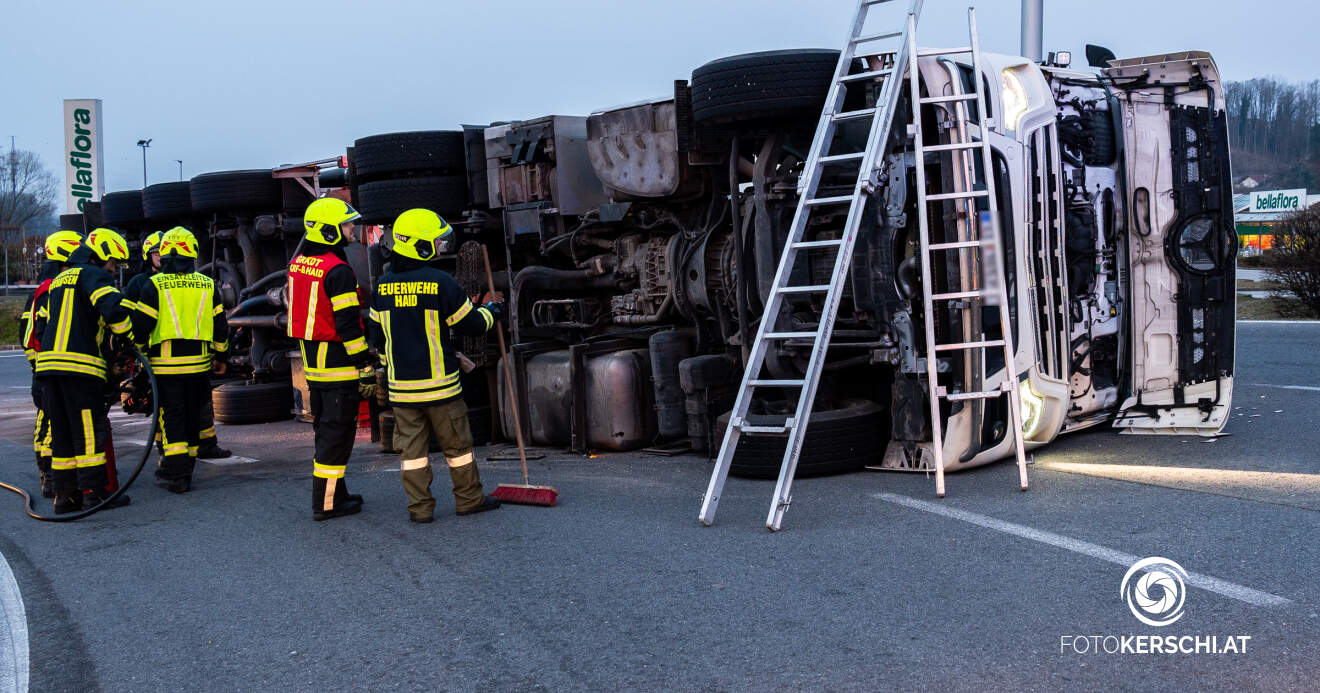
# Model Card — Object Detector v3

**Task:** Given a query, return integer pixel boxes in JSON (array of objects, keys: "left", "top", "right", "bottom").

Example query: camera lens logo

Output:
[{"left": 1121, "top": 557, "right": 1188, "bottom": 627}]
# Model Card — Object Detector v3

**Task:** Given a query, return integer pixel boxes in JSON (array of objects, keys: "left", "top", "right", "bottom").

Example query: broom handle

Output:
[{"left": 481, "top": 246, "right": 530, "bottom": 485}]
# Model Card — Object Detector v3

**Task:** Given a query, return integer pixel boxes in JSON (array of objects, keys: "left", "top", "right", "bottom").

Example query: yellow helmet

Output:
[
  {"left": 141, "top": 230, "right": 164, "bottom": 260},
  {"left": 159, "top": 227, "right": 199, "bottom": 259},
  {"left": 390, "top": 209, "right": 452, "bottom": 262},
  {"left": 303, "top": 197, "right": 360, "bottom": 246},
  {"left": 44, "top": 230, "right": 84, "bottom": 263},
  {"left": 85, "top": 228, "right": 130, "bottom": 263}
]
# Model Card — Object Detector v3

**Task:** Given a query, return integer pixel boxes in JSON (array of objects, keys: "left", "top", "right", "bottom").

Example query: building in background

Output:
[{"left": 1234, "top": 188, "right": 1318, "bottom": 255}]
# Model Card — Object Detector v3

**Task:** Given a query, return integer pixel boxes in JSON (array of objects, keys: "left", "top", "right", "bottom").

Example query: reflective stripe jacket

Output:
[
  {"left": 35, "top": 251, "right": 134, "bottom": 381},
  {"left": 20, "top": 277, "right": 55, "bottom": 364},
  {"left": 368, "top": 262, "right": 493, "bottom": 407},
  {"left": 131, "top": 271, "right": 228, "bottom": 376},
  {"left": 287, "top": 248, "right": 367, "bottom": 386},
  {"left": 121, "top": 268, "right": 155, "bottom": 313}
]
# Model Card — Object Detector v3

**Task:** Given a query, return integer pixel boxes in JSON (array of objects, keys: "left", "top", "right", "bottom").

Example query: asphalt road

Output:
[{"left": 1, "top": 321, "right": 1318, "bottom": 692}]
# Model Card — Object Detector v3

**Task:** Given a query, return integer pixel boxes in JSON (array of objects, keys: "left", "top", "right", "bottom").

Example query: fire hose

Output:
[{"left": 0, "top": 348, "right": 158, "bottom": 522}]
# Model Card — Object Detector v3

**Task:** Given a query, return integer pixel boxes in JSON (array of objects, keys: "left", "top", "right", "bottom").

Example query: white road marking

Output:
[
  {"left": 0, "top": 355, "right": 28, "bottom": 359},
  {"left": 0, "top": 550, "right": 30, "bottom": 693},
  {"left": 201, "top": 455, "right": 259, "bottom": 466},
  {"left": 874, "top": 492, "right": 1291, "bottom": 608},
  {"left": 1253, "top": 383, "right": 1320, "bottom": 393}
]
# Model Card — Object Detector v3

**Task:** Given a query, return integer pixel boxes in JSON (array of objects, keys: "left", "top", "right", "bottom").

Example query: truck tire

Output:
[
  {"left": 212, "top": 382, "right": 293, "bottom": 425},
  {"left": 690, "top": 49, "right": 840, "bottom": 124},
  {"left": 715, "top": 398, "right": 885, "bottom": 478},
  {"left": 351, "top": 131, "right": 467, "bottom": 183},
  {"left": 281, "top": 178, "right": 314, "bottom": 215},
  {"left": 101, "top": 190, "right": 145, "bottom": 225},
  {"left": 142, "top": 182, "right": 194, "bottom": 220},
  {"left": 190, "top": 170, "right": 283, "bottom": 213},
  {"left": 356, "top": 175, "right": 468, "bottom": 224}
]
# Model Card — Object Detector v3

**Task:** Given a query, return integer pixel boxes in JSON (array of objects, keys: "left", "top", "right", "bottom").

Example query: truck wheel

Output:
[
  {"left": 351, "top": 131, "right": 467, "bottom": 183},
  {"left": 356, "top": 176, "right": 469, "bottom": 224},
  {"left": 101, "top": 190, "right": 145, "bottom": 225},
  {"left": 142, "top": 182, "right": 194, "bottom": 220},
  {"left": 190, "top": 170, "right": 283, "bottom": 213},
  {"left": 212, "top": 382, "right": 293, "bottom": 425},
  {"left": 690, "top": 49, "right": 841, "bottom": 124},
  {"left": 715, "top": 398, "right": 886, "bottom": 478}
]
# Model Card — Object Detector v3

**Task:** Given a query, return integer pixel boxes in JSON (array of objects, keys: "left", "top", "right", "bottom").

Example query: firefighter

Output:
[
  {"left": 19, "top": 230, "right": 84, "bottom": 498},
  {"left": 124, "top": 230, "right": 232, "bottom": 460},
  {"left": 130, "top": 227, "right": 229, "bottom": 494},
  {"left": 35, "top": 227, "right": 134, "bottom": 513},
  {"left": 288, "top": 197, "right": 372, "bottom": 521},
  {"left": 368, "top": 208, "right": 501, "bottom": 523}
]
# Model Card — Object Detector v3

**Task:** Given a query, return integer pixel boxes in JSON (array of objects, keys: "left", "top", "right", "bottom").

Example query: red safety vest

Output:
[
  {"left": 286, "top": 253, "right": 361, "bottom": 342},
  {"left": 24, "top": 278, "right": 53, "bottom": 351}
]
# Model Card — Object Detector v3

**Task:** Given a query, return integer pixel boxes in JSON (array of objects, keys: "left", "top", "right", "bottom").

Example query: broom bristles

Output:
[{"left": 492, "top": 483, "right": 558, "bottom": 507}]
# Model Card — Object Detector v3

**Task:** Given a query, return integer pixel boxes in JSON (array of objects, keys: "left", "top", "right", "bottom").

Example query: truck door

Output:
[{"left": 1104, "top": 52, "right": 1235, "bottom": 435}]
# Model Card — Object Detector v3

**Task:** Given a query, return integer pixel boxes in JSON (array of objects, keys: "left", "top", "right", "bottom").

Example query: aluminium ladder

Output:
[
  {"left": 699, "top": 0, "right": 924, "bottom": 531},
  {"left": 907, "top": 8, "right": 1029, "bottom": 498}
]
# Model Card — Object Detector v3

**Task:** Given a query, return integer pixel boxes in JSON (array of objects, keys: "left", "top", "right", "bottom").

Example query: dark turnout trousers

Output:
[
  {"left": 156, "top": 373, "right": 209, "bottom": 482},
  {"left": 310, "top": 383, "right": 359, "bottom": 512},
  {"left": 31, "top": 378, "right": 52, "bottom": 488},
  {"left": 40, "top": 375, "right": 111, "bottom": 493},
  {"left": 392, "top": 398, "right": 484, "bottom": 519}
]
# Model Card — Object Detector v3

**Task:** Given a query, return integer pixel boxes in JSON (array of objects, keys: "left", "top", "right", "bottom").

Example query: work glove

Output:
[
  {"left": 352, "top": 350, "right": 378, "bottom": 369},
  {"left": 483, "top": 301, "right": 506, "bottom": 325}
]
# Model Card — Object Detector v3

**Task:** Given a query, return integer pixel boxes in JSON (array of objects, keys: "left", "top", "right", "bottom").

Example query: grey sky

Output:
[{"left": 4, "top": 0, "right": 1317, "bottom": 203}]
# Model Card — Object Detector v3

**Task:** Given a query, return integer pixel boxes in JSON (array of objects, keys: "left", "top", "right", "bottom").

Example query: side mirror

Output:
[{"left": 1086, "top": 44, "right": 1117, "bottom": 69}]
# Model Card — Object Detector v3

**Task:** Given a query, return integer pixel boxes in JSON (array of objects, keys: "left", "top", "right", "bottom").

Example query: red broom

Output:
[{"left": 482, "top": 246, "right": 558, "bottom": 507}]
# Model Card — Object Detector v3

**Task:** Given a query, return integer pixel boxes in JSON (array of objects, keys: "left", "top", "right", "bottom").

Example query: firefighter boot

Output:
[
  {"left": 312, "top": 476, "right": 362, "bottom": 521},
  {"left": 35, "top": 453, "right": 54, "bottom": 498},
  {"left": 197, "top": 438, "right": 231, "bottom": 459},
  {"left": 53, "top": 491, "right": 81, "bottom": 515},
  {"left": 449, "top": 462, "right": 499, "bottom": 516},
  {"left": 83, "top": 488, "right": 131, "bottom": 511}
]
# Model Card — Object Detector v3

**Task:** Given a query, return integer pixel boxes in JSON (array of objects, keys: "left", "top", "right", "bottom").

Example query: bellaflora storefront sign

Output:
[
  {"left": 1248, "top": 189, "right": 1306, "bottom": 213},
  {"left": 63, "top": 99, "right": 105, "bottom": 213}
]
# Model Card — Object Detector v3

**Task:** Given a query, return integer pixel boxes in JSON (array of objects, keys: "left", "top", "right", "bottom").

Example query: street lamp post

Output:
[
  {"left": 136, "top": 138, "right": 152, "bottom": 187},
  {"left": 175, "top": 159, "right": 183, "bottom": 181},
  {"left": 1021, "top": 0, "right": 1043, "bottom": 62}
]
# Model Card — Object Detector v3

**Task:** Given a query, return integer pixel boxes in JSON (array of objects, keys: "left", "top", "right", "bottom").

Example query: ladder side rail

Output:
[
  {"left": 967, "top": 7, "right": 1029, "bottom": 491},
  {"left": 906, "top": 14, "right": 950, "bottom": 498}
]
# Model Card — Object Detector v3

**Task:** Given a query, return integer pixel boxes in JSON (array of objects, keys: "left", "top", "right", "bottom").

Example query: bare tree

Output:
[
  {"left": 0, "top": 148, "right": 59, "bottom": 233},
  {"left": 1268, "top": 205, "right": 1320, "bottom": 318}
]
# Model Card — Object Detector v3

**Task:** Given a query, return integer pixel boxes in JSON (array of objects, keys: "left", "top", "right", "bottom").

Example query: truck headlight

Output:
[
  {"left": 1001, "top": 68, "right": 1029, "bottom": 133},
  {"left": 1019, "top": 380, "right": 1044, "bottom": 440}
]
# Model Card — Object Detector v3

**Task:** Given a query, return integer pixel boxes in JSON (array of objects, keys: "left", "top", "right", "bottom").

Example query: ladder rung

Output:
[
  {"left": 832, "top": 108, "right": 876, "bottom": 122},
  {"left": 777, "top": 284, "right": 832, "bottom": 294},
  {"left": 931, "top": 289, "right": 993, "bottom": 301},
  {"left": 839, "top": 68, "right": 894, "bottom": 83},
  {"left": 923, "top": 141, "right": 982, "bottom": 153},
  {"left": 853, "top": 31, "right": 902, "bottom": 44},
  {"left": 818, "top": 152, "right": 865, "bottom": 164},
  {"left": 944, "top": 389, "right": 1007, "bottom": 402},
  {"left": 933, "top": 339, "right": 1005, "bottom": 352},
  {"left": 762, "top": 331, "right": 818, "bottom": 340},
  {"left": 925, "top": 189, "right": 989, "bottom": 201},
  {"left": 928, "top": 239, "right": 991, "bottom": 250},
  {"left": 747, "top": 379, "right": 806, "bottom": 387},
  {"left": 918, "top": 47, "right": 972, "bottom": 57},
  {"left": 738, "top": 423, "right": 792, "bottom": 435},
  {"left": 921, "top": 93, "right": 978, "bottom": 104},
  {"left": 804, "top": 195, "right": 855, "bottom": 206},
  {"left": 791, "top": 239, "right": 844, "bottom": 249}
]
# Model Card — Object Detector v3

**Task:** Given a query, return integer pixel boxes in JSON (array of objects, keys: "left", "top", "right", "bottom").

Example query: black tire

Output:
[
  {"left": 190, "top": 170, "right": 282, "bottom": 213},
  {"left": 101, "top": 190, "right": 144, "bottom": 224},
  {"left": 356, "top": 176, "right": 468, "bottom": 224},
  {"left": 716, "top": 398, "right": 885, "bottom": 478},
  {"left": 468, "top": 405, "right": 492, "bottom": 447},
  {"left": 351, "top": 131, "right": 467, "bottom": 183},
  {"left": 690, "top": 49, "right": 840, "bottom": 124},
  {"left": 142, "top": 182, "right": 194, "bottom": 220},
  {"left": 280, "top": 178, "right": 314, "bottom": 215},
  {"left": 212, "top": 382, "right": 293, "bottom": 425},
  {"left": 318, "top": 168, "right": 348, "bottom": 189},
  {"left": 58, "top": 213, "right": 85, "bottom": 234},
  {"left": 1083, "top": 109, "right": 1116, "bottom": 166}
]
